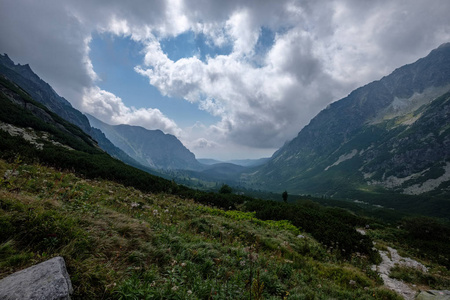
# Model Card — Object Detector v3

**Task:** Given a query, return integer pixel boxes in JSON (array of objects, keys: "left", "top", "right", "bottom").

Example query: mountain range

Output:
[
  {"left": 0, "top": 53, "right": 201, "bottom": 173},
  {"left": 246, "top": 43, "right": 450, "bottom": 198},
  {"left": 2, "top": 43, "right": 450, "bottom": 201},
  {"left": 1, "top": 48, "right": 449, "bottom": 300}
]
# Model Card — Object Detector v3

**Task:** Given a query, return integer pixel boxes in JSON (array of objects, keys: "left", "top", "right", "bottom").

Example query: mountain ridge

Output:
[
  {"left": 0, "top": 53, "right": 91, "bottom": 133},
  {"left": 247, "top": 43, "right": 450, "bottom": 197},
  {"left": 0, "top": 54, "right": 171, "bottom": 175},
  {"left": 87, "top": 114, "right": 202, "bottom": 171}
]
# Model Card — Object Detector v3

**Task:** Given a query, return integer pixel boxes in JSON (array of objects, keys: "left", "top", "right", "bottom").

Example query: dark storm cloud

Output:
[{"left": 0, "top": 1, "right": 92, "bottom": 104}]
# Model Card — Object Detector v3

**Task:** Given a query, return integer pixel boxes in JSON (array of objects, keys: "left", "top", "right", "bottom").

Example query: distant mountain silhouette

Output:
[{"left": 87, "top": 114, "right": 202, "bottom": 171}]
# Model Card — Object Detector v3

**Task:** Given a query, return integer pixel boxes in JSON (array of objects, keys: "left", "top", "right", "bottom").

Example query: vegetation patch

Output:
[{"left": 0, "top": 158, "right": 406, "bottom": 299}]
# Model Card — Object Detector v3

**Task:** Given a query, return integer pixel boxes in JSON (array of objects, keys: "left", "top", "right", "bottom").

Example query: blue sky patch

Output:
[
  {"left": 160, "top": 30, "right": 232, "bottom": 62},
  {"left": 89, "top": 33, "right": 219, "bottom": 127}
]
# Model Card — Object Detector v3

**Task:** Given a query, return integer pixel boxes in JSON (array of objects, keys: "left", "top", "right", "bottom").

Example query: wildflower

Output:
[
  {"left": 172, "top": 285, "right": 179, "bottom": 291},
  {"left": 181, "top": 262, "right": 186, "bottom": 267},
  {"left": 248, "top": 252, "right": 258, "bottom": 263},
  {"left": 297, "top": 234, "right": 305, "bottom": 239},
  {"left": 4, "top": 169, "right": 19, "bottom": 179},
  {"left": 187, "top": 290, "right": 192, "bottom": 295},
  {"left": 349, "top": 280, "right": 356, "bottom": 286},
  {"left": 130, "top": 202, "right": 139, "bottom": 208},
  {"left": 240, "top": 260, "right": 246, "bottom": 266},
  {"left": 153, "top": 209, "right": 158, "bottom": 216},
  {"left": 164, "top": 209, "right": 169, "bottom": 213}
]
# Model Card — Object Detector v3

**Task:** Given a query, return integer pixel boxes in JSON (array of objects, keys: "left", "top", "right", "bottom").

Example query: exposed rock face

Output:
[
  {"left": 248, "top": 43, "right": 450, "bottom": 197},
  {"left": 375, "top": 247, "right": 427, "bottom": 300},
  {"left": 416, "top": 290, "right": 450, "bottom": 300},
  {"left": 0, "top": 256, "right": 73, "bottom": 300}
]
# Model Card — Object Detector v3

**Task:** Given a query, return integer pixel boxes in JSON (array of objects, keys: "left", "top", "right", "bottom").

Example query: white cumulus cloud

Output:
[{"left": 82, "top": 86, "right": 181, "bottom": 135}]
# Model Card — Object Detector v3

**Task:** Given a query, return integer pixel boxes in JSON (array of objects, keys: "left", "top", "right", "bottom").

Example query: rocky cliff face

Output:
[
  {"left": 247, "top": 43, "right": 450, "bottom": 196},
  {"left": 87, "top": 114, "right": 202, "bottom": 171}
]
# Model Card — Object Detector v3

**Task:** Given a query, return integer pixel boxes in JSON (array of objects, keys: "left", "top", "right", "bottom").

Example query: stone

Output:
[
  {"left": 0, "top": 256, "right": 73, "bottom": 300},
  {"left": 416, "top": 290, "right": 450, "bottom": 300},
  {"left": 374, "top": 247, "right": 428, "bottom": 300}
]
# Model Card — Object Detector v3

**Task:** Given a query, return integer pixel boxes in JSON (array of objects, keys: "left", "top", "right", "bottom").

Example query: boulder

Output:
[
  {"left": 416, "top": 290, "right": 450, "bottom": 300},
  {"left": 0, "top": 256, "right": 73, "bottom": 300}
]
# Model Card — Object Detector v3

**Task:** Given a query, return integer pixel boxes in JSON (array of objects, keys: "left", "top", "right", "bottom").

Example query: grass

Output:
[
  {"left": 389, "top": 265, "right": 450, "bottom": 290},
  {"left": 0, "top": 158, "right": 416, "bottom": 299}
]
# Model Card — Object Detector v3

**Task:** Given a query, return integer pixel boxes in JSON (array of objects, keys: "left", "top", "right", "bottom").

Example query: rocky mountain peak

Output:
[{"left": 248, "top": 43, "right": 450, "bottom": 198}]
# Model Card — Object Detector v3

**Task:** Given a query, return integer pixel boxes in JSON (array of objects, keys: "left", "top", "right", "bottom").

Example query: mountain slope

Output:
[
  {"left": 0, "top": 75, "right": 176, "bottom": 193},
  {"left": 87, "top": 114, "right": 202, "bottom": 171},
  {"left": 0, "top": 54, "right": 91, "bottom": 133},
  {"left": 0, "top": 54, "right": 149, "bottom": 170},
  {"left": 248, "top": 43, "right": 450, "bottom": 197}
]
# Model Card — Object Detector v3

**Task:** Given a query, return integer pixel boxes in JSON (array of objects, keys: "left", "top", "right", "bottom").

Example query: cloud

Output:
[
  {"left": 1, "top": 0, "right": 450, "bottom": 158},
  {"left": 133, "top": 11, "right": 342, "bottom": 148},
  {"left": 191, "top": 138, "right": 218, "bottom": 149},
  {"left": 82, "top": 86, "right": 181, "bottom": 135}
]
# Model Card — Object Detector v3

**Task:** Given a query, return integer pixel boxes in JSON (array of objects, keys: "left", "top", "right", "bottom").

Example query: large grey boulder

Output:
[{"left": 0, "top": 256, "right": 73, "bottom": 300}]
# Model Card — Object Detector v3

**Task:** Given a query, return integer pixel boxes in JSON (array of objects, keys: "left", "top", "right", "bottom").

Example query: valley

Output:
[{"left": 0, "top": 37, "right": 449, "bottom": 300}]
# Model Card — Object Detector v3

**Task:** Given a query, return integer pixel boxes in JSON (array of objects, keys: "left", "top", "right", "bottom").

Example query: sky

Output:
[{"left": 1, "top": 0, "right": 450, "bottom": 160}]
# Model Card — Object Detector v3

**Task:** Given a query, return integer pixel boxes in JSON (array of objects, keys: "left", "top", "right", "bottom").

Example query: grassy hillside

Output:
[
  {"left": 1, "top": 158, "right": 403, "bottom": 299},
  {"left": 1, "top": 158, "right": 449, "bottom": 299}
]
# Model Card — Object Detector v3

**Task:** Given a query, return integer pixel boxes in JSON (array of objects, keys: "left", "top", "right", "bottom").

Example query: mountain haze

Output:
[
  {"left": 247, "top": 43, "right": 450, "bottom": 197},
  {"left": 87, "top": 114, "right": 202, "bottom": 171}
]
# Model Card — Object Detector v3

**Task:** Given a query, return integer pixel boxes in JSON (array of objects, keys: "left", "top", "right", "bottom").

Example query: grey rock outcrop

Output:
[
  {"left": 416, "top": 290, "right": 450, "bottom": 300},
  {"left": 0, "top": 256, "right": 73, "bottom": 300},
  {"left": 375, "top": 247, "right": 420, "bottom": 300}
]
